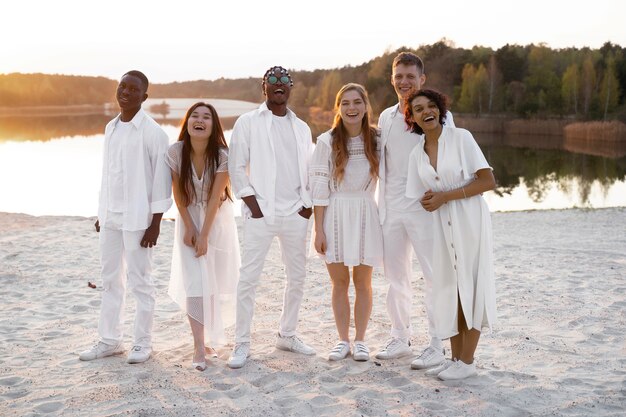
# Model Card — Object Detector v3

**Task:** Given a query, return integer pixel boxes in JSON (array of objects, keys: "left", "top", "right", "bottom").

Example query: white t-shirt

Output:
[
  {"left": 271, "top": 114, "right": 302, "bottom": 216},
  {"left": 384, "top": 110, "right": 423, "bottom": 212},
  {"left": 107, "top": 120, "right": 133, "bottom": 212}
]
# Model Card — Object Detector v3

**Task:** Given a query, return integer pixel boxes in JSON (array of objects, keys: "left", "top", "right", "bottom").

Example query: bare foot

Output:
[{"left": 205, "top": 346, "right": 218, "bottom": 358}]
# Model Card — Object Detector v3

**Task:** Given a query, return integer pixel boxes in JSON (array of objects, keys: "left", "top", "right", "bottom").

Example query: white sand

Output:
[{"left": 1, "top": 208, "right": 625, "bottom": 416}]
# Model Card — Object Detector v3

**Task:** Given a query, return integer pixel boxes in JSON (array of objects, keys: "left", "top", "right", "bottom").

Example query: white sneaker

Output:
[
  {"left": 352, "top": 341, "right": 370, "bottom": 362},
  {"left": 328, "top": 341, "right": 351, "bottom": 361},
  {"left": 227, "top": 343, "right": 250, "bottom": 369},
  {"left": 438, "top": 360, "right": 477, "bottom": 380},
  {"left": 127, "top": 345, "right": 152, "bottom": 364},
  {"left": 410, "top": 346, "right": 446, "bottom": 369},
  {"left": 276, "top": 333, "right": 316, "bottom": 355},
  {"left": 425, "top": 359, "right": 454, "bottom": 376},
  {"left": 79, "top": 341, "right": 124, "bottom": 361},
  {"left": 375, "top": 338, "right": 412, "bottom": 360}
]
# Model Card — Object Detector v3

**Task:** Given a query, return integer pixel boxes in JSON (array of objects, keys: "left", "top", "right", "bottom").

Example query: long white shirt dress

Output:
[
  {"left": 309, "top": 131, "right": 383, "bottom": 267},
  {"left": 405, "top": 126, "right": 496, "bottom": 339},
  {"left": 166, "top": 142, "right": 241, "bottom": 346}
]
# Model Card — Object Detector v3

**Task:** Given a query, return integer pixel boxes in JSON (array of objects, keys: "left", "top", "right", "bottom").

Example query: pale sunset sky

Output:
[{"left": 2, "top": 0, "right": 624, "bottom": 83}]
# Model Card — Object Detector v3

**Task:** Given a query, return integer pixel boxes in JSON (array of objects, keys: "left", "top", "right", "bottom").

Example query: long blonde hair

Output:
[{"left": 330, "top": 83, "right": 379, "bottom": 182}]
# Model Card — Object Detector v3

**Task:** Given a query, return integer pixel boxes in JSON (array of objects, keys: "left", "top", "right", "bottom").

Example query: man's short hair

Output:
[
  {"left": 122, "top": 70, "right": 149, "bottom": 91},
  {"left": 392, "top": 52, "right": 425, "bottom": 74}
]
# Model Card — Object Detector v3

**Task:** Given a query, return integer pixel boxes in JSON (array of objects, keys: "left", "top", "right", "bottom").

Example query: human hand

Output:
[
  {"left": 314, "top": 229, "right": 327, "bottom": 254},
  {"left": 183, "top": 226, "right": 198, "bottom": 248},
  {"left": 421, "top": 190, "right": 446, "bottom": 212},
  {"left": 298, "top": 206, "right": 313, "bottom": 219},
  {"left": 141, "top": 223, "right": 160, "bottom": 248},
  {"left": 194, "top": 234, "right": 208, "bottom": 257}
]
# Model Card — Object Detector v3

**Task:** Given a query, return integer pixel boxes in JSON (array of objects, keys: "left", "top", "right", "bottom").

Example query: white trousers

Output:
[
  {"left": 98, "top": 212, "right": 155, "bottom": 348},
  {"left": 235, "top": 212, "right": 309, "bottom": 343},
  {"left": 382, "top": 209, "right": 438, "bottom": 343}
]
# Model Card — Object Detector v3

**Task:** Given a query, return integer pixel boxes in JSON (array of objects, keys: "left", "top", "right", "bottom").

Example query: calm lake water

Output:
[{"left": 1, "top": 98, "right": 625, "bottom": 218}]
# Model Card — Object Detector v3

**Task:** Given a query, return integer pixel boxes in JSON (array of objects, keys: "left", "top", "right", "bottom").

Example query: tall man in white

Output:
[
  {"left": 227, "top": 66, "right": 315, "bottom": 369},
  {"left": 376, "top": 53, "right": 455, "bottom": 369},
  {"left": 79, "top": 70, "right": 172, "bottom": 364}
]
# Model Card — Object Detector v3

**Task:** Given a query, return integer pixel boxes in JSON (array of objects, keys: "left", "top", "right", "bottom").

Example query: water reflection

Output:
[{"left": 0, "top": 102, "right": 625, "bottom": 216}]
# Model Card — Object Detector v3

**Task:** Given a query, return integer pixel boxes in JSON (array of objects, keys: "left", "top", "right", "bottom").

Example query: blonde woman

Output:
[{"left": 310, "top": 83, "right": 382, "bottom": 361}]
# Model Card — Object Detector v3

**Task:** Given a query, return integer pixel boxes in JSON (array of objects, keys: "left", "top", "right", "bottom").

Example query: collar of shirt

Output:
[
  {"left": 112, "top": 108, "right": 147, "bottom": 131},
  {"left": 258, "top": 101, "right": 296, "bottom": 120}
]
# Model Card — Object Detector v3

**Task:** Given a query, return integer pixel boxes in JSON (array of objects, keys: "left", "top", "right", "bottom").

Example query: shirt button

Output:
[
  {"left": 454, "top": 265, "right": 457, "bottom": 270},
  {"left": 448, "top": 221, "right": 451, "bottom": 226},
  {"left": 435, "top": 176, "right": 440, "bottom": 180},
  {"left": 451, "top": 243, "right": 454, "bottom": 248}
]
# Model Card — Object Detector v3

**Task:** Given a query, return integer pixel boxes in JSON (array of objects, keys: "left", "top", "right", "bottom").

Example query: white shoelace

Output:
[
  {"left": 233, "top": 343, "right": 248, "bottom": 355},
  {"left": 383, "top": 338, "right": 405, "bottom": 351},
  {"left": 418, "top": 346, "right": 437, "bottom": 359}
]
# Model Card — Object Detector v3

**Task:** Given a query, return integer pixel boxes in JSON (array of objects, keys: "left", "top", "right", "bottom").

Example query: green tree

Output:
[
  {"left": 600, "top": 54, "right": 620, "bottom": 119},
  {"left": 562, "top": 64, "right": 580, "bottom": 115},
  {"left": 316, "top": 70, "right": 343, "bottom": 110},
  {"left": 581, "top": 55, "right": 597, "bottom": 117}
]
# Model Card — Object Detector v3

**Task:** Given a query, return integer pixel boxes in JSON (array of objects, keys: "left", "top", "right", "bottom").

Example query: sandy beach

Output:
[{"left": 1, "top": 208, "right": 625, "bottom": 416}]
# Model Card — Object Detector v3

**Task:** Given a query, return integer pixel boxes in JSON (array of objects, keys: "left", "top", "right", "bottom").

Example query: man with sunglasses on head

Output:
[{"left": 227, "top": 66, "right": 315, "bottom": 368}]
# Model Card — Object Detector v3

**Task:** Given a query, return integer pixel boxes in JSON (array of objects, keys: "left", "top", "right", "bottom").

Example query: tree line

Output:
[{"left": 1, "top": 40, "right": 624, "bottom": 121}]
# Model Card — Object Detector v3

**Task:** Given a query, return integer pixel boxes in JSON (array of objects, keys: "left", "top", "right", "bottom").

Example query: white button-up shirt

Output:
[
  {"left": 377, "top": 103, "right": 454, "bottom": 224},
  {"left": 98, "top": 109, "right": 172, "bottom": 231},
  {"left": 228, "top": 102, "right": 313, "bottom": 224}
]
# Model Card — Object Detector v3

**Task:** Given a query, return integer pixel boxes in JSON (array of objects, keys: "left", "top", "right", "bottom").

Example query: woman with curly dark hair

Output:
[
  {"left": 166, "top": 102, "right": 240, "bottom": 371},
  {"left": 404, "top": 89, "right": 497, "bottom": 380}
]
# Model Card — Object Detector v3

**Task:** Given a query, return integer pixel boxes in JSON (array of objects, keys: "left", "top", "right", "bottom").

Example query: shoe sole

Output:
[
  {"left": 127, "top": 357, "right": 150, "bottom": 364},
  {"left": 227, "top": 361, "right": 246, "bottom": 369},
  {"left": 79, "top": 349, "right": 124, "bottom": 361},
  {"left": 375, "top": 351, "right": 412, "bottom": 360},
  {"left": 276, "top": 346, "right": 316, "bottom": 355},
  {"left": 411, "top": 361, "right": 442, "bottom": 370}
]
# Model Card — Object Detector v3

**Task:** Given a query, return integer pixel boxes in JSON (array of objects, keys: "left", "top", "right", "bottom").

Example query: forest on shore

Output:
[{"left": 1, "top": 40, "right": 624, "bottom": 122}]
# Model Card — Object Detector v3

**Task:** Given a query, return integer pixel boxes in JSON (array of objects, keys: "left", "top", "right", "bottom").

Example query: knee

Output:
[{"left": 331, "top": 277, "right": 350, "bottom": 293}]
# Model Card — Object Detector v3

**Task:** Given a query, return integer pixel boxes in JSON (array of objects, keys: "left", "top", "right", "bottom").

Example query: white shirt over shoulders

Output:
[
  {"left": 98, "top": 109, "right": 173, "bottom": 231},
  {"left": 228, "top": 102, "right": 313, "bottom": 224},
  {"left": 377, "top": 103, "right": 454, "bottom": 224},
  {"left": 405, "top": 126, "right": 496, "bottom": 339}
]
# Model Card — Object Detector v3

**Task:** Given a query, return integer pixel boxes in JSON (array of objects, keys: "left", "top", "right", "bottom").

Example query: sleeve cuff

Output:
[
  {"left": 312, "top": 199, "right": 329, "bottom": 206},
  {"left": 235, "top": 186, "right": 255, "bottom": 199},
  {"left": 151, "top": 198, "right": 173, "bottom": 213}
]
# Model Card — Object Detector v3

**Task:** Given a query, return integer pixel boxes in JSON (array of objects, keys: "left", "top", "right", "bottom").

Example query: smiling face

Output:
[
  {"left": 338, "top": 89, "right": 367, "bottom": 131},
  {"left": 391, "top": 63, "right": 425, "bottom": 102},
  {"left": 410, "top": 95, "right": 441, "bottom": 134},
  {"left": 263, "top": 67, "right": 291, "bottom": 108},
  {"left": 186, "top": 105, "right": 213, "bottom": 140},
  {"left": 116, "top": 74, "right": 147, "bottom": 115}
]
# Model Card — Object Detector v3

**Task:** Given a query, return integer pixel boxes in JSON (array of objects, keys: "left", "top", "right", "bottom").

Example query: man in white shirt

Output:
[
  {"left": 227, "top": 66, "right": 315, "bottom": 368},
  {"left": 79, "top": 70, "right": 172, "bottom": 364},
  {"left": 375, "top": 53, "right": 455, "bottom": 369}
]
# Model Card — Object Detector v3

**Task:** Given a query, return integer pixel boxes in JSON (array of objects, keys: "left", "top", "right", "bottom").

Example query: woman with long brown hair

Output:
[
  {"left": 310, "top": 83, "right": 383, "bottom": 362},
  {"left": 166, "top": 102, "right": 240, "bottom": 371}
]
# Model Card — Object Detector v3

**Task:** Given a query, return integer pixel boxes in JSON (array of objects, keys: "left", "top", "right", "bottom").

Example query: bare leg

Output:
[
  {"left": 327, "top": 263, "right": 351, "bottom": 342},
  {"left": 187, "top": 315, "right": 206, "bottom": 365},
  {"left": 457, "top": 302, "right": 480, "bottom": 364},
  {"left": 352, "top": 264, "right": 373, "bottom": 342}
]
